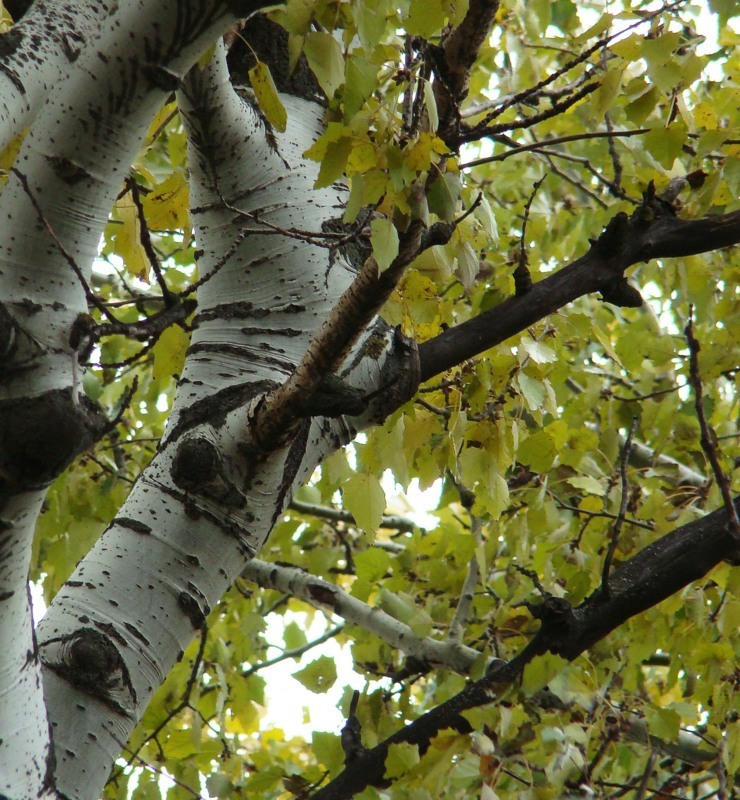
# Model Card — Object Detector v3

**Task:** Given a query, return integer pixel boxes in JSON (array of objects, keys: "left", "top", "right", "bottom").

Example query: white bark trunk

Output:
[
  {"left": 0, "top": 0, "right": 116, "bottom": 151},
  {"left": 32, "top": 43, "right": 419, "bottom": 798},
  {"left": 0, "top": 5, "right": 268, "bottom": 797}
]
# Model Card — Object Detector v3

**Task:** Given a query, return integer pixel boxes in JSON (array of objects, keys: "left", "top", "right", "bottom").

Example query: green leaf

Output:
[
  {"left": 423, "top": 79, "right": 439, "bottom": 132},
  {"left": 522, "top": 654, "right": 569, "bottom": 696},
  {"left": 644, "top": 122, "right": 688, "bottom": 169},
  {"left": 517, "top": 430, "right": 557, "bottom": 472},
  {"left": 384, "top": 742, "right": 420, "bottom": 779},
  {"left": 283, "top": 620, "right": 307, "bottom": 651},
  {"left": 407, "top": 0, "right": 446, "bottom": 37},
  {"left": 521, "top": 336, "right": 557, "bottom": 364},
  {"left": 342, "top": 473, "right": 386, "bottom": 534},
  {"left": 303, "top": 31, "right": 345, "bottom": 98},
  {"left": 249, "top": 60, "right": 287, "bottom": 132},
  {"left": 312, "top": 732, "right": 344, "bottom": 773},
  {"left": 567, "top": 475, "right": 605, "bottom": 496},
  {"left": 645, "top": 706, "right": 681, "bottom": 741},
  {"left": 594, "top": 67, "right": 623, "bottom": 118},
  {"left": 455, "top": 239, "right": 479, "bottom": 290},
  {"left": 293, "top": 655, "right": 338, "bottom": 693},
  {"left": 516, "top": 372, "right": 545, "bottom": 411},
  {"left": 427, "top": 172, "right": 461, "bottom": 222},
  {"left": 370, "top": 217, "right": 399, "bottom": 272}
]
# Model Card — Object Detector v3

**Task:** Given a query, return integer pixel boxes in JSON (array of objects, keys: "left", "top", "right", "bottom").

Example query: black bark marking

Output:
[{"left": 114, "top": 517, "right": 152, "bottom": 535}]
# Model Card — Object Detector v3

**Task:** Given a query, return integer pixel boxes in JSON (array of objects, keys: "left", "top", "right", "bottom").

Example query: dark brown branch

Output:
[
  {"left": 307, "top": 497, "right": 740, "bottom": 800},
  {"left": 418, "top": 201, "right": 740, "bottom": 382},
  {"left": 460, "top": 80, "right": 600, "bottom": 143},
  {"left": 432, "top": 0, "right": 501, "bottom": 144}
]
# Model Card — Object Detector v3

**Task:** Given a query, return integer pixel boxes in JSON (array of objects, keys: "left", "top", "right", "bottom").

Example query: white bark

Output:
[
  {"left": 243, "top": 558, "right": 484, "bottom": 674},
  {"left": 0, "top": 5, "right": 270, "bottom": 797},
  {"left": 31, "top": 41, "right": 417, "bottom": 798},
  {"left": 0, "top": 0, "right": 117, "bottom": 151}
]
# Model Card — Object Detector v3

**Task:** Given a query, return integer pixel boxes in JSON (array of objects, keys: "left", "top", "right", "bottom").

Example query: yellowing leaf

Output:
[
  {"left": 249, "top": 60, "right": 287, "bottom": 132},
  {"left": 113, "top": 198, "right": 149, "bottom": 280},
  {"left": 342, "top": 473, "right": 386, "bottom": 534}
]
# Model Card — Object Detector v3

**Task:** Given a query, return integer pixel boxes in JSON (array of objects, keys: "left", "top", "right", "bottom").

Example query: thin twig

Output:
[
  {"left": 514, "top": 176, "right": 545, "bottom": 295},
  {"left": 12, "top": 168, "right": 118, "bottom": 324},
  {"left": 241, "top": 624, "right": 345, "bottom": 678},
  {"left": 635, "top": 749, "right": 658, "bottom": 800},
  {"left": 461, "top": 80, "right": 600, "bottom": 144},
  {"left": 601, "top": 416, "right": 639, "bottom": 596},
  {"left": 459, "top": 129, "right": 650, "bottom": 169},
  {"left": 289, "top": 498, "right": 419, "bottom": 533},
  {"left": 124, "top": 177, "right": 176, "bottom": 301},
  {"left": 684, "top": 308, "right": 740, "bottom": 539}
]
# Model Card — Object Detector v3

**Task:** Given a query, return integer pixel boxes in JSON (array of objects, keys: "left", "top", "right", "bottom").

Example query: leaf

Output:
[
  {"left": 567, "top": 476, "right": 605, "bottom": 496},
  {"left": 517, "top": 430, "right": 557, "bottom": 472},
  {"left": 141, "top": 172, "right": 189, "bottom": 231},
  {"left": 423, "top": 79, "right": 439, "bottom": 132},
  {"left": 455, "top": 239, "right": 479, "bottom": 290},
  {"left": 645, "top": 706, "right": 681, "bottom": 741},
  {"left": 312, "top": 732, "right": 344, "bottom": 772},
  {"left": 293, "top": 655, "right": 337, "bottom": 694},
  {"left": 427, "top": 172, "right": 461, "bottom": 222},
  {"left": 474, "top": 194, "right": 499, "bottom": 245},
  {"left": 249, "top": 60, "right": 288, "bottom": 132},
  {"left": 594, "top": 67, "right": 623, "bottom": 118},
  {"left": 342, "top": 473, "right": 386, "bottom": 534},
  {"left": 370, "top": 217, "right": 399, "bottom": 272},
  {"left": 521, "top": 336, "right": 557, "bottom": 364},
  {"left": 522, "top": 654, "right": 569, "bottom": 696},
  {"left": 283, "top": 620, "right": 307, "bottom": 651},
  {"left": 517, "top": 372, "right": 545, "bottom": 411},
  {"left": 384, "top": 742, "right": 420, "bottom": 779},
  {"left": 644, "top": 122, "right": 688, "bottom": 169},
  {"left": 113, "top": 198, "right": 149, "bottom": 280},
  {"left": 152, "top": 325, "right": 190, "bottom": 381},
  {"left": 303, "top": 31, "right": 344, "bottom": 99}
]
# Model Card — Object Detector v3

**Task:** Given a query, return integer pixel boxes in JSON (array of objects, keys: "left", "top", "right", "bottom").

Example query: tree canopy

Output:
[{"left": 0, "top": 0, "right": 738, "bottom": 798}]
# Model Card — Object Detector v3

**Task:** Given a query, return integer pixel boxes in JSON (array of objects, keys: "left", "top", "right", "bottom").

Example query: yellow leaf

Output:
[
  {"left": 141, "top": 172, "right": 189, "bottom": 231},
  {"left": 113, "top": 198, "right": 149, "bottom": 280},
  {"left": 248, "top": 60, "right": 287, "bottom": 132},
  {"left": 152, "top": 325, "right": 190, "bottom": 381}
]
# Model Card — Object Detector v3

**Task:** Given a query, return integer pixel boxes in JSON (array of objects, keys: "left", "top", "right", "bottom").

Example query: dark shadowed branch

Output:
[
  {"left": 307, "top": 497, "right": 740, "bottom": 800},
  {"left": 418, "top": 195, "right": 740, "bottom": 382}
]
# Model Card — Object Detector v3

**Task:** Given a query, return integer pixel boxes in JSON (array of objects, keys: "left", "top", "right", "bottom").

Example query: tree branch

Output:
[
  {"left": 307, "top": 497, "right": 740, "bottom": 799},
  {"left": 241, "top": 559, "right": 482, "bottom": 675},
  {"left": 418, "top": 198, "right": 740, "bottom": 382}
]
